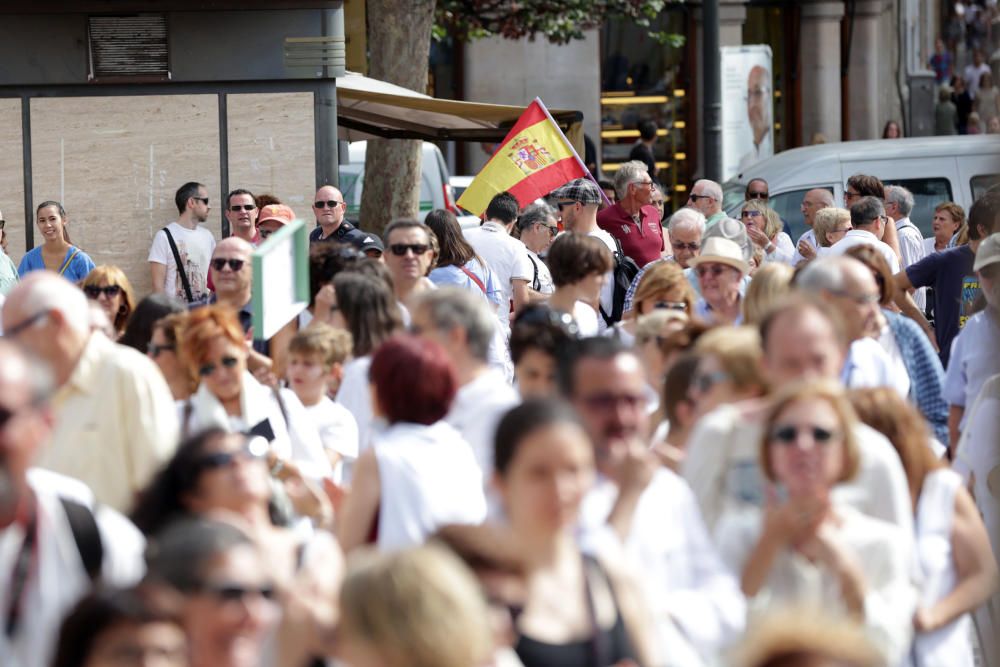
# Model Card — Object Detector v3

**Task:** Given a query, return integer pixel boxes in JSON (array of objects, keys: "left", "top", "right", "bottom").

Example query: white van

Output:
[
  {"left": 722, "top": 135, "right": 1000, "bottom": 242},
  {"left": 339, "top": 141, "right": 459, "bottom": 222}
]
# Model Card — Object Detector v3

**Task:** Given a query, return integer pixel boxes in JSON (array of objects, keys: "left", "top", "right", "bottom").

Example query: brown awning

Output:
[{"left": 336, "top": 71, "right": 584, "bottom": 152}]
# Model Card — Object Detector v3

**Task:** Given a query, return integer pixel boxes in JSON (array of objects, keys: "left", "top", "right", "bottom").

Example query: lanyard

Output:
[{"left": 4, "top": 507, "right": 38, "bottom": 638}]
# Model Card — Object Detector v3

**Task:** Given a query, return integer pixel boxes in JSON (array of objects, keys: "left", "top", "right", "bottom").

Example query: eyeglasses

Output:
[
  {"left": 147, "top": 342, "right": 175, "bottom": 358},
  {"left": 741, "top": 210, "right": 763, "bottom": 219},
  {"left": 389, "top": 243, "right": 430, "bottom": 256},
  {"left": 83, "top": 285, "right": 121, "bottom": 299},
  {"left": 211, "top": 258, "right": 245, "bottom": 272},
  {"left": 228, "top": 204, "right": 256, "bottom": 212},
  {"left": 671, "top": 241, "right": 701, "bottom": 252},
  {"left": 537, "top": 223, "right": 558, "bottom": 237},
  {"left": 314, "top": 200, "right": 345, "bottom": 209},
  {"left": 828, "top": 227, "right": 851, "bottom": 236},
  {"left": 198, "top": 355, "right": 240, "bottom": 377},
  {"left": 688, "top": 194, "right": 715, "bottom": 202},
  {"left": 192, "top": 197, "right": 210, "bottom": 205},
  {"left": 844, "top": 190, "right": 860, "bottom": 202},
  {"left": 652, "top": 300, "right": 687, "bottom": 311},
  {"left": 746, "top": 192, "right": 769, "bottom": 200},
  {"left": 4, "top": 310, "right": 48, "bottom": 338},
  {"left": 770, "top": 424, "right": 839, "bottom": 446},
  {"left": 631, "top": 180, "right": 653, "bottom": 189},
  {"left": 196, "top": 581, "right": 276, "bottom": 603},
  {"left": 829, "top": 289, "right": 880, "bottom": 305},
  {"left": 695, "top": 264, "right": 729, "bottom": 278},
  {"left": 692, "top": 370, "right": 730, "bottom": 394},
  {"left": 578, "top": 392, "right": 647, "bottom": 412}
]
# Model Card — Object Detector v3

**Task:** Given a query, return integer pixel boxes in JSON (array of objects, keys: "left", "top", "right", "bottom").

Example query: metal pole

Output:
[
  {"left": 218, "top": 92, "right": 230, "bottom": 238},
  {"left": 21, "top": 96, "right": 33, "bottom": 249},
  {"left": 702, "top": 0, "right": 722, "bottom": 182},
  {"left": 314, "top": 6, "right": 342, "bottom": 190}
]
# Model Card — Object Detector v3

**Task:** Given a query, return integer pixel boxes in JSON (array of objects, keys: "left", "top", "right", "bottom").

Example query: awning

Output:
[{"left": 336, "top": 71, "right": 585, "bottom": 152}]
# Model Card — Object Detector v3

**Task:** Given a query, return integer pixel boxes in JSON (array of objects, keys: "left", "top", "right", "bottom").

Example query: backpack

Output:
[{"left": 599, "top": 236, "right": 641, "bottom": 326}]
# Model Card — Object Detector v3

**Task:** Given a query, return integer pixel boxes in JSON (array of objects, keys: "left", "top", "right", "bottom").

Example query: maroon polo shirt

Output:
[{"left": 597, "top": 202, "right": 664, "bottom": 266}]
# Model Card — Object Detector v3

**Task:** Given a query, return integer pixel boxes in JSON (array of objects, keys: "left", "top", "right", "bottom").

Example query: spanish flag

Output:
[{"left": 457, "top": 98, "right": 588, "bottom": 216}]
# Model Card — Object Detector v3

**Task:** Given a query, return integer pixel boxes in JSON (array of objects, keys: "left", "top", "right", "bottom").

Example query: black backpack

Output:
[{"left": 599, "top": 236, "right": 641, "bottom": 326}]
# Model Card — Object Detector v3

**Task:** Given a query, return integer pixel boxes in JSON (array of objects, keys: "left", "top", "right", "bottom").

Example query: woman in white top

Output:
[
  {"left": 546, "top": 232, "right": 613, "bottom": 337},
  {"left": 741, "top": 200, "right": 795, "bottom": 265},
  {"left": 925, "top": 202, "right": 967, "bottom": 255},
  {"left": 330, "top": 270, "right": 403, "bottom": 452},
  {"left": 337, "top": 335, "right": 487, "bottom": 553},
  {"left": 177, "top": 305, "right": 332, "bottom": 480},
  {"left": 850, "top": 388, "right": 998, "bottom": 667},
  {"left": 715, "top": 380, "right": 916, "bottom": 665}
]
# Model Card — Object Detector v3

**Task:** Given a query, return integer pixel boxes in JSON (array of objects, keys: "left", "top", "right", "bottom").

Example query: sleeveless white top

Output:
[
  {"left": 373, "top": 421, "right": 487, "bottom": 551},
  {"left": 912, "top": 468, "right": 973, "bottom": 667}
]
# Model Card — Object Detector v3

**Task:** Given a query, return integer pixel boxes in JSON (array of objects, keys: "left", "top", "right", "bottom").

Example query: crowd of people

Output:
[{"left": 1, "top": 158, "right": 999, "bottom": 667}]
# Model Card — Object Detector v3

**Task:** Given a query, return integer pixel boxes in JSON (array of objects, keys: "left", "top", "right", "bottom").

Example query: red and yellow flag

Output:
[{"left": 457, "top": 98, "right": 588, "bottom": 216}]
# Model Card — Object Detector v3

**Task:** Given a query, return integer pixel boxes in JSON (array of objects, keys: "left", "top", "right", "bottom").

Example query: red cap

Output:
[{"left": 258, "top": 204, "right": 295, "bottom": 226}]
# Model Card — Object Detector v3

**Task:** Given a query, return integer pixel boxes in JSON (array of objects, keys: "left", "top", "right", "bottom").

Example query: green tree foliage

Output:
[{"left": 435, "top": 0, "right": 685, "bottom": 46}]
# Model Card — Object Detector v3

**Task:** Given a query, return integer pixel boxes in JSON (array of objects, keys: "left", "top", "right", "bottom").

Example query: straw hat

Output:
[{"left": 687, "top": 237, "right": 751, "bottom": 276}]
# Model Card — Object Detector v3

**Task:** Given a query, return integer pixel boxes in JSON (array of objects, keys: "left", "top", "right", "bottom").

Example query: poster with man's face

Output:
[{"left": 721, "top": 45, "right": 774, "bottom": 181}]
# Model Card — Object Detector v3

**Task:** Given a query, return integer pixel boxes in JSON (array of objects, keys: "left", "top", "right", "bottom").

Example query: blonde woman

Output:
[
  {"left": 807, "top": 207, "right": 853, "bottom": 256},
  {"left": 81, "top": 265, "right": 136, "bottom": 339},
  {"left": 741, "top": 200, "right": 794, "bottom": 265},
  {"left": 615, "top": 261, "right": 695, "bottom": 344},
  {"left": 743, "top": 263, "right": 794, "bottom": 325}
]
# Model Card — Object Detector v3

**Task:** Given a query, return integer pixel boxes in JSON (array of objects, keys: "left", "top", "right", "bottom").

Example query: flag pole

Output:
[{"left": 534, "top": 97, "right": 613, "bottom": 208}]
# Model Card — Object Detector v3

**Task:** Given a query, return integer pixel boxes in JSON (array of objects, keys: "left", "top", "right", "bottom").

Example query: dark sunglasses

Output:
[
  {"left": 741, "top": 210, "right": 763, "bottom": 218},
  {"left": 228, "top": 204, "right": 256, "bottom": 212},
  {"left": 688, "top": 194, "right": 714, "bottom": 202},
  {"left": 652, "top": 300, "right": 687, "bottom": 311},
  {"left": 314, "top": 200, "right": 345, "bottom": 209},
  {"left": 389, "top": 243, "right": 430, "bottom": 256},
  {"left": 83, "top": 285, "right": 121, "bottom": 299},
  {"left": 259, "top": 228, "right": 276, "bottom": 240},
  {"left": 671, "top": 241, "right": 700, "bottom": 251},
  {"left": 538, "top": 223, "right": 558, "bottom": 237},
  {"left": 695, "top": 264, "right": 728, "bottom": 278},
  {"left": 198, "top": 355, "right": 240, "bottom": 377},
  {"left": 192, "top": 197, "right": 209, "bottom": 205},
  {"left": 198, "top": 582, "right": 276, "bottom": 603},
  {"left": 211, "top": 258, "right": 245, "bottom": 272},
  {"left": 147, "top": 342, "right": 175, "bottom": 357},
  {"left": 770, "top": 424, "right": 839, "bottom": 445},
  {"left": 746, "top": 192, "right": 769, "bottom": 200}
]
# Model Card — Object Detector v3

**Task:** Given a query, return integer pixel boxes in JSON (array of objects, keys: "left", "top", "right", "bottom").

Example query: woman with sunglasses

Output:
[
  {"left": 18, "top": 200, "right": 95, "bottom": 282},
  {"left": 849, "top": 388, "right": 996, "bottom": 667},
  {"left": 740, "top": 200, "right": 794, "bottom": 265},
  {"left": 134, "top": 432, "right": 343, "bottom": 667},
  {"left": 176, "top": 305, "right": 332, "bottom": 481},
  {"left": 716, "top": 380, "right": 915, "bottom": 666},
  {"left": 615, "top": 260, "right": 694, "bottom": 345},
  {"left": 81, "top": 265, "right": 136, "bottom": 340},
  {"left": 688, "top": 237, "right": 750, "bottom": 325}
]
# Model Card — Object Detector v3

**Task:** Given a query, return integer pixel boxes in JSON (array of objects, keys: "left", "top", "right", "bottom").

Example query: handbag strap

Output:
[
  {"left": 57, "top": 248, "right": 80, "bottom": 277},
  {"left": 162, "top": 227, "right": 194, "bottom": 303},
  {"left": 459, "top": 264, "right": 488, "bottom": 295}
]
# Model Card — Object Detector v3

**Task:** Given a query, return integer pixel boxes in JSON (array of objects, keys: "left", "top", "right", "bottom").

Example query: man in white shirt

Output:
[
  {"left": 148, "top": 181, "right": 216, "bottom": 303},
  {"left": 796, "top": 256, "right": 910, "bottom": 398},
  {"left": 829, "top": 196, "right": 901, "bottom": 273},
  {"left": 560, "top": 337, "right": 745, "bottom": 664},
  {"left": 793, "top": 188, "right": 835, "bottom": 265},
  {"left": 513, "top": 203, "right": 557, "bottom": 297},
  {"left": 462, "top": 192, "right": 533, "bottom": 331},
  {"left": 884, "top": 185, "right": 927, "bottom": 309},
  {"left": 0, "top": 340, "right": 145, "bottom": 667},
  {"left": 409, "top": 287, "right": 519, "bottom": 477},
  {"left": 550, "top": 179, "right": 618, "bottom": 330}
]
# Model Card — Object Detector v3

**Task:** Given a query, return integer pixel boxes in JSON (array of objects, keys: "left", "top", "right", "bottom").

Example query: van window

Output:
[
  {"left": 767, "top": 189, "right": 815, "bottom": 242},
  {"left": 971, "top": 175, "right": 1000, "bottom": 201},
  {"left": 883, "top": 178, "right": 952, "bottom": 237}
]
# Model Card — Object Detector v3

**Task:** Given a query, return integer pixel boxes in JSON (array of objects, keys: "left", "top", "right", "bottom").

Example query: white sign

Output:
[
  {"left": 721, "top": 45, "right": 774, "bottom": 181},
  {"left": 251, "top": 218, "right": 309, "bottom": 341}
]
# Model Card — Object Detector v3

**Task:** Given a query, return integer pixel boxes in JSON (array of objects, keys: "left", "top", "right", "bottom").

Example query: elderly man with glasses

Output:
[
  {"left": 597, "top": 160, "right": 665, "bottom": 267},
  {"left": 687, "top": 179, "right": 726, "bottom": 228},
  {"left": 309, "top": 184, "right": 369, "bottom": 249},
  {"left": 829, "top": 196, "right": 901, "bottom": 273},
  {"left": 622, "top": 207, "right": 706, "bottom": 313}
]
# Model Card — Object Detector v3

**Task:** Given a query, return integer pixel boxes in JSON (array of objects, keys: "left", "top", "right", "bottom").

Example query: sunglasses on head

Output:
[
  {"left": 315, "top": 200, "right": 344, "bottom": 209},
  {"left": 389, "top": 243, "right": 430, "bottom": 256},
  {"left": 211, "top": 258, "right": 245, "bottom": 272},
  {"left": 83, "top": 285, "right": 121, "bottom": 299},
  {"left": 770, "top": 424, "right": 839, "bottom": 445},
  {"left": 228, "top": 204, "right": 256, "bottom": 212},
  {"left": 198, "top": 355, "right": 240, "bottom": 377}
]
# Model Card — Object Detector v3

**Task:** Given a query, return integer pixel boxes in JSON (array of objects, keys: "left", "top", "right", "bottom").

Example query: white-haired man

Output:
[
  {"left": 2, "top": 273, "right": 179, "bottom": 512},
  {"left": 623, "top": 207, "right": 706, "bottom": 313},
  {"left": 885, "top": 185, "right": 927, "bottom": 309},
  {"left": 597, "top": 160, "right": 664, "bottom": 267},
  {"left": 793, "top": 188, "right": 836, "bottom": 264},
  {"left": 688, "top": 179, "right": 725, "bottom": 228}
]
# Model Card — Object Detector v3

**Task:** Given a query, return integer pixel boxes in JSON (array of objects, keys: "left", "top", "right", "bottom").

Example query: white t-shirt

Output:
[
  {"left": 828, "top": 229, "right": 900, "bottom": 273},
  {"left": 304, "top": 396, "right": 360, "bottom": 484},
  {"left": 336, "top": 356, "right": 375, "bottom": 453},
  {"left": 463, "top": 222, "right": 534, "bottom": 328},
  {"left": 148, "top": 222, "right": 216, "bottom": 301},
  {"left": 843, "top": 337, "right": 911, "bottom": 398},
  {"left": 588, "top": 228, "right": 618, "bottom": 331},
  {"left": 445, "top": 368, "right": 520, "bottom": 477},
  {"left": 572, "top": 300, "right": 600, "bottom": 337}
]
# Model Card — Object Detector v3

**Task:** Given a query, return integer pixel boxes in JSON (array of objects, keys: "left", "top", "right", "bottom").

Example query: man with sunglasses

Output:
[
  {"left": 1, "top": 272, "right": 179, "bottom": 514},
  {"left": 829, "top": 196, "right": 901, "bottom": 274},
  {"left": 309, "top": 184, "right": 368, "bottom": 250},
  {"left": 224, "top": 188, "right": 258, "bottom": 245},
  {"left": 149, "top": 181, "right": 216, "bottom": 303},
  {"left": 687, "top": 179, "right": 725, "bottom": 228},
  {"left": 0, "top": 339, "right": 146, "bottom": 666},
  {"left": 597, "top": 160, "right": 664, "bottom": 267}
]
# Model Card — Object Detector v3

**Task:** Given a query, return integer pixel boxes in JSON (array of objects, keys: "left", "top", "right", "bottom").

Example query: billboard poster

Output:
[{"left": 721, "top": 45, "right": 774, "bottom": 181}]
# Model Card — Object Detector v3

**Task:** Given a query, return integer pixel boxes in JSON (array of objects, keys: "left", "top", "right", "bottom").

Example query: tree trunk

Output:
[{"left": 360, "top": 0, "right": 436, "bottom": 235}]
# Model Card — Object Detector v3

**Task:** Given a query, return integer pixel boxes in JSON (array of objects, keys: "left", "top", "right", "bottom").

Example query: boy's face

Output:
[{"left": 286, "top": 353, "right": 330, "bottom": 396}]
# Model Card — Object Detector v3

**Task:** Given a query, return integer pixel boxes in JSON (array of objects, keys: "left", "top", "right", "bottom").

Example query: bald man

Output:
[
  {"left": 309, "top": 184, "right": 369, "bottom": 248},
  {"left": 794, "top": 188, "right": 836, "bottom": 265}
]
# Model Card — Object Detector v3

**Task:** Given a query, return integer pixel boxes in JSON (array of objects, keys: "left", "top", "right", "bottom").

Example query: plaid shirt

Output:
[{"left": 884, "top": 310, "right": 949, "bottom": 444}]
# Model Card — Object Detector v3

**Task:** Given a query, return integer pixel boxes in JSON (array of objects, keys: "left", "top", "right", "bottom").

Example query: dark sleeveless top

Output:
[{"left": 514, "top": 555, "right": 637, "bottom": 667}]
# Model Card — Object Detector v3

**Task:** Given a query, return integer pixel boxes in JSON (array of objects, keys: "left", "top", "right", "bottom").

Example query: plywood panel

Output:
[
  {"left": 226, "top": 92, "right": 315, "bottom": 214},
  {"left": 30, "top": 95, "right": 221, "bottom": 297},
  {"left": 0, "top": 100, "right": 26, "bottom": 262}
]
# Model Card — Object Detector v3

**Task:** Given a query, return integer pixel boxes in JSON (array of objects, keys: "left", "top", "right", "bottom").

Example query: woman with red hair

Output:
[{"left": 336, "top": 334, "right": 487, "bottom": 552}]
